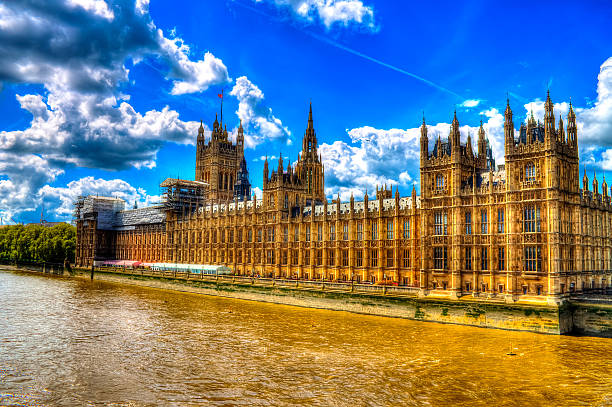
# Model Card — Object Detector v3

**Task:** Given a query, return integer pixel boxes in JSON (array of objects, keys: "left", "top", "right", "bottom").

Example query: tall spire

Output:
[
  {"left": 450, "top": 110, "right": 460, "bottom": 149},
  {"left": 478, "top": 119, "right": 486, "bottom": 159},
  {"left": 308, "top": 101, "right": 313, "bottom": 130},
  {"left": 420, "top": 112, "right": 428, "bottom": 164},
  {"left": 504, "top": 97, "right": 514, "bottom": 154},
  {"left": 544, "top": 90, "right": 555, "bottom": 141},
  {"left": 567, "top": 98, "right": 577, "bottom": 148}
]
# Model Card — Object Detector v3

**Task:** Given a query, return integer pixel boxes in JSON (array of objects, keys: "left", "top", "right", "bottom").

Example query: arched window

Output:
[{"left": 525, "top": 163, "right": 536, "bottom": 181}]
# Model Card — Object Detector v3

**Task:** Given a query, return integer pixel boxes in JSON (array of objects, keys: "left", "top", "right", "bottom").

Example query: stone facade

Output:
[{"left": 75, "top": 95, "right": 612, "bottom": 304}]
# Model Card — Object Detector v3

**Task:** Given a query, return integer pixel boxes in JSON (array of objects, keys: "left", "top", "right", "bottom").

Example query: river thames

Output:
[{"left": 0, "top": 271, "right": 610, "bottom": 406}]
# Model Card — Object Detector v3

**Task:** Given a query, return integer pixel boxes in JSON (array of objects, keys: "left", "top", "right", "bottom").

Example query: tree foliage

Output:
[{"left": 0, "top": 223, "right": 75, "bottom": 263}]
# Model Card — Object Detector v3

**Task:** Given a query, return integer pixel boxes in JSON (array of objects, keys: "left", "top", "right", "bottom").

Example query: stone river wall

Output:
[{"left": 6, "top": 266, "right": 611, "bottom": 337}]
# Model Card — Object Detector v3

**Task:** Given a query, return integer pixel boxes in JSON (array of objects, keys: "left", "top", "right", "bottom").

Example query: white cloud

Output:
[
  {"left": 230, "top": 76, "right": 291, "bottom": 148},
  {"left": 320, "top": 115, "right": 508, "bottom": 200},
  {"left": 39, "top": 176, "right": 161, "bottom": 218},
  {"left": 255, "top": 0, "right": 377, "bottom": 31},
  {"left": 460, "top": 99, "right": 481, "bottom": 108},
  {"left": 158, "top": 32, "right": 231, "bottom": 95},
  {"left": 67, "top": 0, "right": 114, "bottom": 20},
  {"left": 0, "top": 90, "right": 201, "bottom": 170},
  {"left": 0, "top": 0, "right": 227, "bottom": 221},
  {"left": 252, "top": 186, "right": 263, "bottom": 200}
]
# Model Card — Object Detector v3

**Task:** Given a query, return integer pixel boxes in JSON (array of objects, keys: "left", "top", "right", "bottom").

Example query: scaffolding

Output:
[{"left": 161, "top": 178, "right": 208, "bottom": 214}]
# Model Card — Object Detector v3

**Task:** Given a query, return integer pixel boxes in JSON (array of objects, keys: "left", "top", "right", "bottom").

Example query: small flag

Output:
[{"left": 218, "top": 93, "right": 223, "bottom": 99}]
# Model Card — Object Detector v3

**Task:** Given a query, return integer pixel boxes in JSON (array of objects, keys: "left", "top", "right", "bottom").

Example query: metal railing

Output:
[{"left": 84, "top": 266, "right": 420, "bottom": 297}]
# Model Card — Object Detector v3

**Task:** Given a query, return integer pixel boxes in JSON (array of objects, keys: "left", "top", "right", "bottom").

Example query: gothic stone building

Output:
[{"left": 75, "top": 94, "right": 612, "bottom": 303}]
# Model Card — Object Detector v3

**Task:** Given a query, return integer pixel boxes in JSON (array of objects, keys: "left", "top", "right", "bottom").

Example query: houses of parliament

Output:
[{"left": 75, "top": 93, "right": 612, "bottom": 303}]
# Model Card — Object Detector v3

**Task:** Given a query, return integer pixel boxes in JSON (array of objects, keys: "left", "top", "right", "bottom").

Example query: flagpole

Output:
[{"left": 220, "top": 89, "right": 223, "bottom": 126}]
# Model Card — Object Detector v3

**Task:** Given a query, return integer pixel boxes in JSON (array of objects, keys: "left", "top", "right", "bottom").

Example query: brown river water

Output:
[{"left": 0, "top": 270, "right": 611, "bottom": 406}]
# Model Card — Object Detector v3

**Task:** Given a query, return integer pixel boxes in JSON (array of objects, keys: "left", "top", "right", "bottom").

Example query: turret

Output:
[
  {"left": 593, "top": 171, "right": 599, "bottom": 195},
  {"left": 450, "top": 110, "right": 460, "bottom": 150},
  {"left": 558, "top": 116, "right": 565, "bottom": 143},
  {"left": 583, "top": 166, "right": 589, "bottom": 192},
  {"left": 603, "top": 175, "right": 609, "bottom": 199},
  {"left": 302, "top": 102, "right": 318, "bottom": 158},
  {"left": 544, "top": 90, "right": 556, "bottom": 143},
  {"left": 278, "top": 153, "right": 283, "bottom": 175},
  {"left": 567, "top": 101, "right": 577, "bottom": 148},
  {"left": 478, "top": 120, "right": 487, "bottom": 159},
  {"left": 420, "top": 114, "right": 428, "bottom": 165},
  {"left": 237, "top": 119, "right": 244, "bottom": 151},
  {"left": 527, "top": 109, "right": 536, "bottom": 142},
  {"left": 504, "top": 98, "right": 514, "bottom": 154},
  {"left": 466, "top": 133, "right": 473, "bottom": 158},
  {"left": 263, "top": 156, "right": 269, "bottom": 186}
]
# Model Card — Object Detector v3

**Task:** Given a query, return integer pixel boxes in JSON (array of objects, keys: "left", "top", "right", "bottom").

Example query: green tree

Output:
[{"left": 0, "top": 223, "right": 76, "bottom": 263}]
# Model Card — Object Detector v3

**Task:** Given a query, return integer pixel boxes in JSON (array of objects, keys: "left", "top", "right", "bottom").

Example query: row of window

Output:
[
  {"left": 179, "top": 248, "right": 413, "bottom": 268},
  {"left": 432, "top": 246, "right": 540, "bottom": 272},
  {"left": 174, "top": 220, "right": 413, "bottom": 244},
  {"left": 434, "top": 206, "right": 540, "bottom": 235}
]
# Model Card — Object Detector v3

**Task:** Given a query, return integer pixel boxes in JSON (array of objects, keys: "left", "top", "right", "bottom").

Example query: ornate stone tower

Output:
[
  {"left": 295, "top": 103, "right": 325, "bottom": 204},
  {"left": 195, "top": 110, "right": 246, "bottom": 203},
  {"left": 504, "top": 92, "right": 580, "bottom": 302},
  {"left": 233, "top": 155, "right": 251, "bottom": 201}
]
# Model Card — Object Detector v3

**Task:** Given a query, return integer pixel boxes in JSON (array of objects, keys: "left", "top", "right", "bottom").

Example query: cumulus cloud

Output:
[
  {"left": 230, "top": 76, "right": 291, "bottom": 148},
  {"left": 254, "top": 0, "right": 377, "bottom": 31},
  {"left": 0, "top": 0, "right": 230, "bottom": 221},
  {"left": 159, "top": 32, "right": 231, "bottom": 95},
  {"left": 460, "top": 99, "right": 481, "bottom": 108},
  {"left": 39, "top": 176, "right": 161, "bottom": 218},
  {"left": 320, "top": 114, "right": 509, "bottom": 201},
  {"left": 321, "top": 54, "right": 612, "bottom": 201}
]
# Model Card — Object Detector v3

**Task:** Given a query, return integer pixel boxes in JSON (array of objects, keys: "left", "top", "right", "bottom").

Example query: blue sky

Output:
[{"left": 0, "top": 0, "right": 611, "bottom": 223}]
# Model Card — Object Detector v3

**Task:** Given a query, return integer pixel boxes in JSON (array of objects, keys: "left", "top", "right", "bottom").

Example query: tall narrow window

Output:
[
  {"left": 371, "top": 222, "right": 378, "bottom": 239},
  {"left": 402, "top": 249, "right": 410, "bottom": 268},
  {"left": 481, "top": 210, "right": 488, "bottom": 234},
  {"left": 306, "top": 226, "right": 311, "bottom": 241},
  {"left": 434, "top": 211, "right": 448, "bottom": 235},
  {"left": 387, "top": 220, "right": 394, "bottom": 240},
  {"left": 434, "top": 247, "right": 448, "bottom": 269},
  {"left": 481, "top": 247, "right": 488, "bottom": 270},
  {"left": 370, "top": 249, "right": 378, "bottom": 267},
  {"left": 294, "top": 226, "right": 299, "bottom": 242},
  {"left": 465, "top": 211, "right": 472, "bottom": 235},
  {"left": 436, "top": 174, "right": 445, "bottom": 190},
  {"left": 343, "top": 223, "right": 349, "bottom": 240},
  {"left": 525, "top": 163, "right": 536, "bottom": 181},
  {"left": 497, "top": 209, "right": 504, "bottom": 233},
  {"left": 386, "top": 249, "right": 394, "bottom": 267},
  {"left": 284, "top": 193, "right": 289, "bottom": 209},
  {"left": 524, "top": 246, "right": 542, "bottom": 272},
  {"left": 330, "top": 224, "right": 335, "bottom": 240},
  {"left": 328, "top": 250, "right": 335, "bottom": 266},
  {"left": 357, "top": 223, "right": 363, "bottom": 240},
  {"left": 317, "top": 224, "right": 323, "bottom": 241},
  {"left": 498, "top": 247, "right": 505, "bottom": 270},
  {"left": 403, "top": 220, "right": 410, "bottom": 239},
  {"left": 465, "top": 247, "right": 472, "bottom": 270},
  {"left": 523, "top": 205, "right": 541, "bottom": 233},
  {"left": 356, "top": 250, "right": 363, "bottom": 267},
  {"left": 283, "top": 227, "right": 288, "bottom": 242}
]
